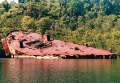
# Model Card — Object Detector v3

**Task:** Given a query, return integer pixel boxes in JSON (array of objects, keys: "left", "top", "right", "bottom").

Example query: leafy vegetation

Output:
[{"left": 0, "top": 0, "right": 120, "bottom": 54}]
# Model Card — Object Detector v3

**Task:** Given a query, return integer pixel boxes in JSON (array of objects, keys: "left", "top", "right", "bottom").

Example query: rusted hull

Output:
[
  {"left": 1, "top": 31, "right": 117, "bottom": 59},
  {"left": 1, "top": 38, "right": 11, "bottom": 58}
]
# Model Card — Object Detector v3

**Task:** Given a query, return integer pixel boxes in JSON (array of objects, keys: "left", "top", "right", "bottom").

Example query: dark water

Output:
[{"left": 0, "top": 59, "right": 120, "bottom": 83}]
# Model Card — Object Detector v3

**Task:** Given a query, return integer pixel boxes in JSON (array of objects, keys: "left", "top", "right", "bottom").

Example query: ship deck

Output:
[{"left": 1, "top": 31, "right": 117, "bottom": 59}]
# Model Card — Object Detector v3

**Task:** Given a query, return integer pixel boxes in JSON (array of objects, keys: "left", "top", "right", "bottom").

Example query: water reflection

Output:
[{"left": 0, "top": 59, "right": 120, "bottom": 83}]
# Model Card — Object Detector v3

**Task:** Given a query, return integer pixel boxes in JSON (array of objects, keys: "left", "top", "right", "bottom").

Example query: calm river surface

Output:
[{"left": 0, "top": 58, "right": 120, "bottom": 83}]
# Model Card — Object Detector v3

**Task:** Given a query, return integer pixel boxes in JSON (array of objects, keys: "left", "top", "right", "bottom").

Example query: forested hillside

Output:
[{"left": 0, "top": 0, "right": 120, "bottom": 53}]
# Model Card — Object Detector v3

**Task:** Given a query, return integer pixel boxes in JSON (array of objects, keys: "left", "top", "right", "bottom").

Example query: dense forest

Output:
[{"left": 0, "top": 0, "right": 120, "bottom": 54}]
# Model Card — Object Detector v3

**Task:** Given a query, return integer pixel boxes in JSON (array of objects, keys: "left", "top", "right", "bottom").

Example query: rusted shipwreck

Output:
[{"left": 1, "top": 31, "right": 117, "bottom": 59}]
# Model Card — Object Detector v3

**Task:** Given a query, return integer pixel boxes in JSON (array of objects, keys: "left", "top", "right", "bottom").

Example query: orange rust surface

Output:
[
  {"left": 2, "top": 31, "right": 113, "bottom": 56},
  {"left": 1, "top": 38, "right": 10, "bottom": 54}
]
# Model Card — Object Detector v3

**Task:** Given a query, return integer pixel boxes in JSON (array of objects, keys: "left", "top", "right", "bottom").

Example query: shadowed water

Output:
[{"left": 0, "top": 59, "right": 120, "bottom": 83}]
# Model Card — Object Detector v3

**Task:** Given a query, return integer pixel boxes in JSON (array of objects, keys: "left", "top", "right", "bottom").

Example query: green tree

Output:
[{"left": 2, "top": 0, "right": 11, "bottom": 12}]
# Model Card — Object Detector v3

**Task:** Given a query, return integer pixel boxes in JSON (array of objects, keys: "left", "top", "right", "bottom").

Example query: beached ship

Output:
[{"left": 1, "top": 31, "right": 117, "bottom": 59}]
